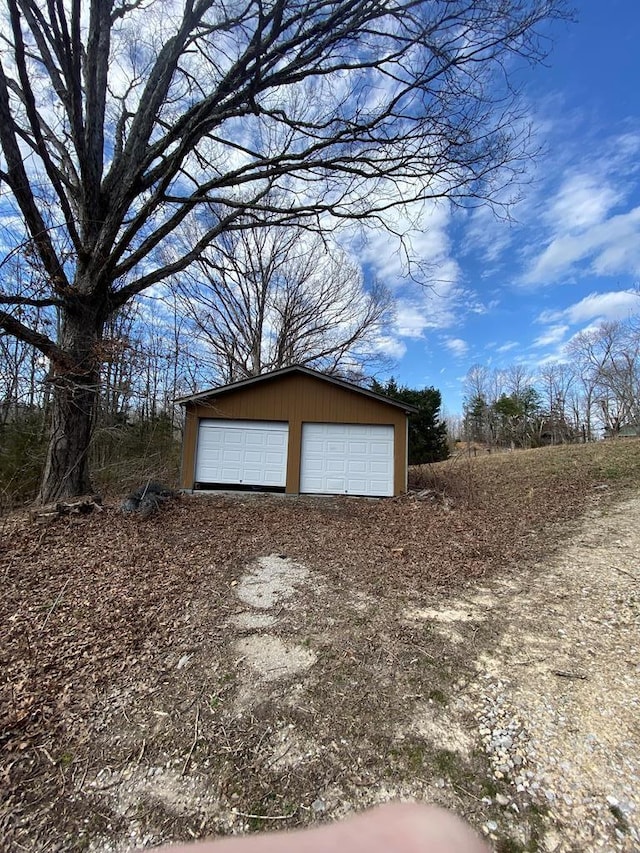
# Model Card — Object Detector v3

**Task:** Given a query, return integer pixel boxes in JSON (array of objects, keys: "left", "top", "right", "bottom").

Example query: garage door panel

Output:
[
  {"left": 305, "top": 440, "right": 323, "bottom": 453},
  {"left": 300, "top": 423, "right": 394, "bottom": 497},
  {"left": 369, "top": 441, "right": 390, "bottom": 453},
  {"left": 326, "top": 477, "right": 348, "bottom": 491},
  {"left": 225, "top": 432, "right": 243, "bottom": 445},
  {"left": 196, "top": 420, "right": 288, "bottom": 487},
  {"left": 266, "top": 433, "right": 286, "bottom": 446},
  {"left": 346, "top": 478, "right": 367, "bottom": 491},
  {"left": 349, "top": 441, "right": 368, "bottom": 454},
  {"left": 327, "top": 441, "right": 347, "bottom": 453},
  {"left": 303, "top": 477, "right": 323, "bottom": 490},
  {"left": 221, "top": 466, "right": 241, "bottom": 479}
]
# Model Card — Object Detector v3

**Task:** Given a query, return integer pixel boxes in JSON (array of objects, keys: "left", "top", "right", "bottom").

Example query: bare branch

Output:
[
  {"left": 0, "top": 72, "right": 71, "bottom": 292},
  {"left": 174, "top": 211, "right": 393, "bottom": 381},
  {"left": 5, "top": 0, "right": 82, "bottom": 250},
  {"left": 0, "top": 0, "right": 571, "bottom": 498},
  {"left": 0, "top": 294, "right": 64, "bottom": 308},
  {"left": 0, "top": 307, "right": 69, "bottom": 367}
]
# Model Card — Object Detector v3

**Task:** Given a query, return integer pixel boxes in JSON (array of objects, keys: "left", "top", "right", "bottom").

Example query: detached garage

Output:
[{"left": 177, "top": 366, "right": 417, "bottom": 497}]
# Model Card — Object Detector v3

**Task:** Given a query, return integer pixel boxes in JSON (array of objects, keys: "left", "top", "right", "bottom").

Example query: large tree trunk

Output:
[{"left": 37, "top": 304, "right": 103, "bottom": 504}]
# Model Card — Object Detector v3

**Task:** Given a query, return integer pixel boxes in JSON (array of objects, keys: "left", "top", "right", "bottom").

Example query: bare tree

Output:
[
  {"left": 98, "top": 297, "right": 195, "bottom": 428},
  {"left": 600, "top": 330, "right": 640, "bottom": 432},
  {"left": 0, "top": 253, "right": 54, "bottom": 423},
  {"left": 537, "top": 361, "right": 577, "bottom": 443},
  {"left": 0, "top": 0, "right": 569, "bottom": 500},
  {"left": 176, "top": 221, "right": 391, "bottom": 382},
  {"left": 566, "top": 311, "right": 640, "bottom": 438},
  {"left": 565, "top": 334, "right": 601, "bottom": 441},
  {"left": 464, "top": 362, "right": 545, "bottom": 449},
  {"left": 462, "top": 364, "right": 493, "bottom": 445},
  {"left": 504, "top": 363, "right": 534, "bottom": 400}
]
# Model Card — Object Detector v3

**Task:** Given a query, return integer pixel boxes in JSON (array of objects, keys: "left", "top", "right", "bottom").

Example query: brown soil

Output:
[{"left": 1, "top": 442, "right": 639, "bottom": 852}]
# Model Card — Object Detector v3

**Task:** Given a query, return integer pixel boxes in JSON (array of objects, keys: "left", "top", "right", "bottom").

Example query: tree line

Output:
[
  {"left": 1, "top": 223, "right": 390, "bottom": 430},
  {"left": 0, "top": 227, "right": 450, "bottom": 504},
  {"left": 462, "top": 306, "right": 640, "bottom": 449},
  {"left": 0, "top": 277, "right": 450, "bottom": 505}
]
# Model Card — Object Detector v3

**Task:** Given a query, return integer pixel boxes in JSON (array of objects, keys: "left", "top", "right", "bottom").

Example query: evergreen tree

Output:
[{"left": 372, "top": 379, "right": 449, "bottom": 464}]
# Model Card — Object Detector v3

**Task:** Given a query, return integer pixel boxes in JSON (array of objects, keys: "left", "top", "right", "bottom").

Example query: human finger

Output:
[{"left": 156, "top": 801, "right": 490, "bottom": 853}]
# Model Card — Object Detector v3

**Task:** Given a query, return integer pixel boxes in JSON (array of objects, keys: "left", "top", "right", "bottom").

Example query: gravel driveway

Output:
[{"left": 465, "top": 494, "right": 640, "bottom": 851}]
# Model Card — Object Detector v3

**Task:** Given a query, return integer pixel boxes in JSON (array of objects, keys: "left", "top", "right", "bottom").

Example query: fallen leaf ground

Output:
[{"left": 1, "top": 441, "right": 639, "bottom": 852}]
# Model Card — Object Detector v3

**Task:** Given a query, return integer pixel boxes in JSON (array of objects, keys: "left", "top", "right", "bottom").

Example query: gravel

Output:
[{"left": 469, "top": 496, "right": 640, "bottom": 852}]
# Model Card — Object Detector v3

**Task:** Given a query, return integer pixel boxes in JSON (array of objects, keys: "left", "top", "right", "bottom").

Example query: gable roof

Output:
[{"left": 175, "top": 365, "right": 419, "bottom": 414}]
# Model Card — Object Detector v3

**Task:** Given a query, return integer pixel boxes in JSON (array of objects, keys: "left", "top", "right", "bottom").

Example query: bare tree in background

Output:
[
  {"left": 599, "top": 324, "right": 640, "bottom": 432},
  {"left": 463, "top": 362, "right": 544, "bottom": 449},
  {"left": 503, "top": 364, "right": 534, "bottom": 400},
  {"left": 0, "top": 312, "right": 47, "bottom": 423},
  {"left": 538, "top": 361, "right": 577, "bottom": 442},
  {"left": 568, "top": 319, "right": 640, "bottom": 437},
  {"left": 0, "top": 253, "right": 54, "bottom": 423},
  {"left": 176, "top": 222, "right": 391, "bottom": 383},
  {"left": 0, "top": 0, "right": 570, "bottom": 500},
  {"left": 462, "top": 364, "right": 495, "bottom": 446},
  {"left": 96, "top": 297, "right": 195, "bottom": 429}
]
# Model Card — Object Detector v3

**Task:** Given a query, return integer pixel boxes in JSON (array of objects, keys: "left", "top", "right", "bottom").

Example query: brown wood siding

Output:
[
  {"left": 180, "top": 372, "right": 409, "bottom": 495},
  {"left": 180, "top": 410, "right": 198, "bottom": 489}
]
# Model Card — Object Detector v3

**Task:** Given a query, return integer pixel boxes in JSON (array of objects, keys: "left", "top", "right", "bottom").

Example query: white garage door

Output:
[
  {"left": 195, "top": 420, "right": 288, "bottom": 487},
  {"left": 300, "top": 423, "right": 394, "bottom": 497}
]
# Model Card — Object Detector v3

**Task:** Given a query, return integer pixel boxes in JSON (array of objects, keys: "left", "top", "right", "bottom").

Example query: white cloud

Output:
[
  {"left": 390, "top": 280, "right": 475, "bottom": 346},
  {"left": 538, "top": 290, "right": 640, "bottom": 325},
  {"left": 463, "top": 206, "right": 515, "bottom": 265},
  {"left": 545, "top": 173, "right": 620, "bottom": 233},
  {"left": 372, "top": 334, "right": 407, "bottom": 360},
  {"left": 468, "top": 297, "right": 500, "bottom": 315},
  {"left": 535, "top": 350, "right": 572, "bottom": 367},
  {"left": 496, "top": 341, "right": 519, "bottom": 353},
  {"left": 335, "top": 194, "right": 479, "bottom": 350},
  {"left": 353, "top": 198, "right": 459, "bottom": 290},
  {"left": 514, "top": 124, "right": 640, "bottom": 287},
  {"left": 523, "top": 206, "right": 640, "bottom": 284},
  {"left": 444, "top": 337, "right": 468, "bottom": 357},
  {"left": 394, "top": 302, "right": 429, "bottom": 338},
  {"left": 532, "top": 324, "right": 569, "bottom": 348}
]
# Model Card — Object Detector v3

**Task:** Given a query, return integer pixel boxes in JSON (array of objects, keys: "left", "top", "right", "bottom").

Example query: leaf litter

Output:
[{"left": 1, "top": 441, "right": 640, "bottom": 851}]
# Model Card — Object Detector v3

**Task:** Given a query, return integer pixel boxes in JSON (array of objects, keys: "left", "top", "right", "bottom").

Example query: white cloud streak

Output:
[
  {"left": 524, "top": 207, "right": 640, "bottom": 284},
  {"left": 496, "top": 341, "right": 519, "bottom": 353},
  {"left": 519, "top": 126, "right": 640, "bottom": 286},
  {"left": 537, "top": 290, "right": 640, "bottom": 325},
  {"left": 532, "top": 324, "right": 569, "bottom": 348}
]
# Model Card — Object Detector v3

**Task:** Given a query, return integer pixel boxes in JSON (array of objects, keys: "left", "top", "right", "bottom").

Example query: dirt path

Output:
[
  {"left": 460, "top": 494, "right": 640, "bottom": 850},
  {"left": 80, "top": 495, "right": 640, "bottom": 853}
]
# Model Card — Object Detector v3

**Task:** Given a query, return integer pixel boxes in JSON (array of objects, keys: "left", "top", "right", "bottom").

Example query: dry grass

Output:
[{"left": 1, "top": 439, "right": 639, "bottom": 851}]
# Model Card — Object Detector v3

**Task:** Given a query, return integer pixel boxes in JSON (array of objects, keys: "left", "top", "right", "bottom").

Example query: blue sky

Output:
[
  {"left": 370, "top": 0, "right": 640, "bottom": 414},
  {"left": 2, "top": 0, "right": 638, "bottom": 418}
]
